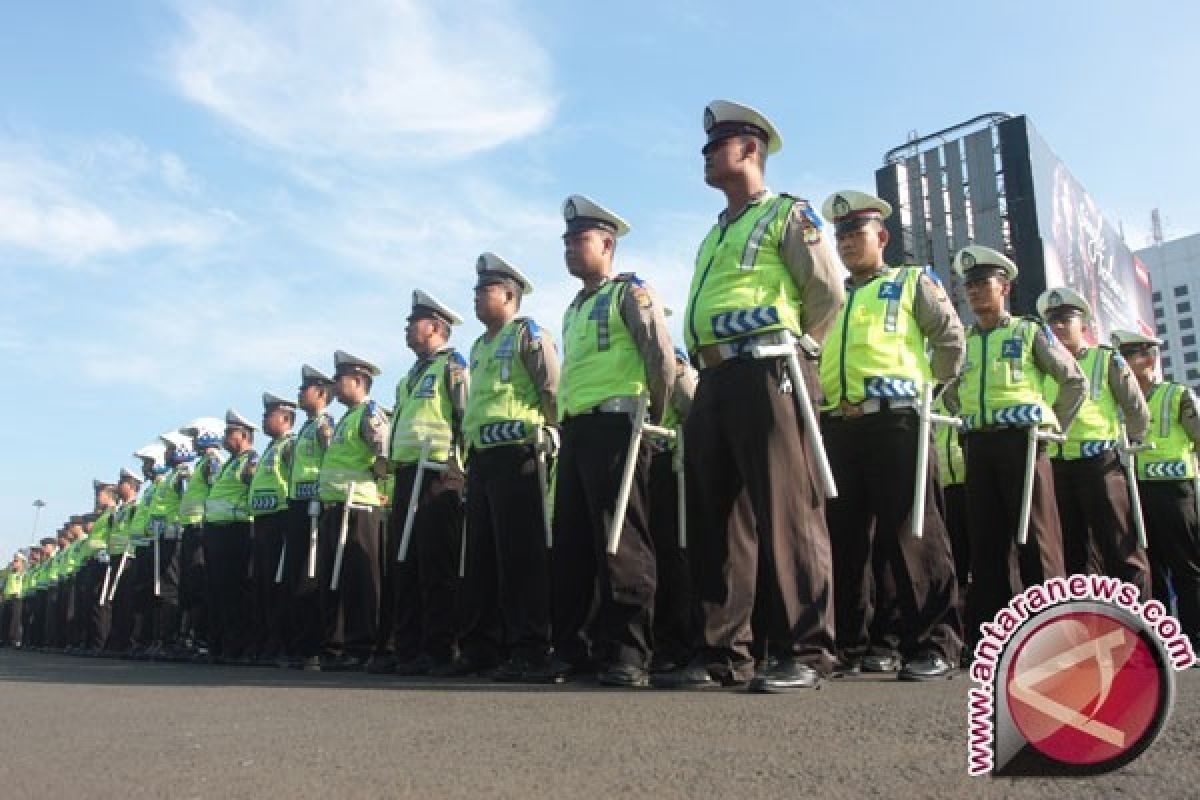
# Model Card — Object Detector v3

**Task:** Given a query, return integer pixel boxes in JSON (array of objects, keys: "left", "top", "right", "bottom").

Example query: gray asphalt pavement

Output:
[{"left": 0, "top": 650, "right": 1196, "bottom": 799}]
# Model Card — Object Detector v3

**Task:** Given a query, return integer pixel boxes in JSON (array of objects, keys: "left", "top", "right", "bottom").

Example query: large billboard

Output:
[
  {"left": 876, "top": 115, "right": 1154, "bottom": 342},
  {"left": 1022, "top": 121, "right": 1155, "bottom": 341}
]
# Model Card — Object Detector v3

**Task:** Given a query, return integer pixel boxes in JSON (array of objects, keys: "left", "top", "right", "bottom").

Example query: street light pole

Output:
[{"left": 31, "top": 499, "right": 46, "bottom": 544}]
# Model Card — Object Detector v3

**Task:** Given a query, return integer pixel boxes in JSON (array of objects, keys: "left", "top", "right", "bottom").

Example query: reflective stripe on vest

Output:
[
  {"left": 560, "top": 279, "right": 647, "bottom": 418},
  {"left": 319, "top": 403, "right": 382, "bottom": 506},
  {"left": 1139, "top": 382, "right": 1197, "bottom": 480},
  {"left": 958, "top": 318, "right": 1057, "bottom": 431},
  {"left": 205, "top": 452, "right": 254, "bottom": 523},
  {"left": 684, "top": 193, "right": 805, "bottom": 351},
  {"left": 129, "top": 482, "right": 159, "bottom": 547},
  {"left": 819, "top": 266, "right": 932, "bottom": 408},
  {"left": 248, "top": 435, "right": 294, "bottom": 516},
  {"left": 1046, "top": 346, "right": 1120, "bottom": 460},
  {"left": 464, "top": 318, "right": 546, "bottom": 450}
]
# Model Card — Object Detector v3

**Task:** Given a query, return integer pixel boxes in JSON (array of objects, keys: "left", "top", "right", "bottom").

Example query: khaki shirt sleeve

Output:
[
  {"left": 1108, "top": 351, "right": 1150, "bottom": 441},
  {"left": 912, "top": 272, "right": 966, "bottom": 383},
  {"left": 671, "top": 364, "right": 697, "bottom": 419},
  {"left": 778, "top": 201, "right": 846, "bottom": 343},
  {"left": 445, "top": 358, "right": 470, "bottom": 451},
  {"left": 1031, "top": 325, "right": 1087, "bottom": 431},
  {"left": 518, "top": 322, "right": 560, "bottom": 424},
  {"left": 358, "top": 402, "right": 391, "bottom": 459},
  {"left": 618, "top": 280, "right": 675, "bottom": 424},
  {"left": 1179, "top": 387, "right": 1200, "bottom": 444}
]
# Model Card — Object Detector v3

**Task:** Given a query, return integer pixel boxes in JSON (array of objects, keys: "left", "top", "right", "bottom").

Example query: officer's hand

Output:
[{"left": 372, "top": 457, "right": 390, "bottom": 481}]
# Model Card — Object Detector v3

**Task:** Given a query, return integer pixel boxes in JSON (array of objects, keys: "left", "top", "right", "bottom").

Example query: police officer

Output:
[
  {"left": 104, "top": 468, "right": 143, "bottom": 654},
  {"left": 647, "top": 346, "right": 696, "bottom": 674},
  {"left": 944, "top": 246, "right": 1086, "bottom": 644},
  {"left": 151, "top": 431, "right": 194, "bottom": 660},
  {"left": 247, "top": 392, "right": 298, "bottom": 666},
  {"left": 203, "top": 409, "right": 259, "bottom": 664},
  {"left": 933, "top": 394, "right": 970, "bottom": 639},
  {"left": 659, "top": 100, "right": 844, "bottom": 692},
  {"left": 127, "top": 443, "right": 169, "bottom": 657},
  {"left": 1038, "top": 289, "right": 1151, "bottom": 594},
  {"left": 283, "top": 365, "right": 336, "bottom": 670},
  {"left": 1, "top": 551, "right": 27, "bottom": 647},
  {"left": 457, "top": 253, "right": 560, "bottom": 681},
  {"left": 79, "top": 480, "right": 117, "bottom": 654},
  {"left": 552, "top": 193, "right": 674, "bottom": 688},
  {"left": 1114, "top": 330, "right": 1200, "bottom": 653},
  {"left": 317, "top": 350, "right": 390, "bottom": 672},
  {"left": 177, "top": 417, "right": 225, "bottom": 660},
  {"left": 817, "top": 190, "right": 964, "bottom": 680},
  {"left": 380, "top": 292, "right": 469, "bottom": 676}
]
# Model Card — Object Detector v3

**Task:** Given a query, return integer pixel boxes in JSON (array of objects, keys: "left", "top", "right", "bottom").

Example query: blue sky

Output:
[{"left": 2, "top": 0, "right": 1197, "bottom": 555}]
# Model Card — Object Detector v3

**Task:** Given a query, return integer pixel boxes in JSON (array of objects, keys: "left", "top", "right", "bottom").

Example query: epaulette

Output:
[
  {"left": 517, "top": 316, "right": 541, "bottom": 338},
  {"left": 367, "top": 399, "right": 381, "bottom": 416},
  {"left": 448, "top": 350, "right": 468, "bottom": 369},
  {"left": 614, "top": 272, "right": 643, "bottom": 285}
]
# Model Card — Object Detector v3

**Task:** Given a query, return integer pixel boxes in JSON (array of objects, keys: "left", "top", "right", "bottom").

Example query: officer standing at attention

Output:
[
  {"left": 79, "top": 481, "right": 117, "bottom": 653},
  {"left": 104, "top": 468, "right": 143, "bottom": 654},
  {"left": 1113, "top": 330, "right": 1200, "bottom": 654},
  {"left": 177, "top": 417, "right": 226, "bottom": 660},
  {"left": 283, "top": 366, "right": 336, "bottom": 670},
  {"left": 658, "top": 100, "right": 844, "bottom": 692},
  {"left": 816, "top": 190, "right": 964, "bottom": 681},
  {"left": 247, "top": 392, "right": 298, "bottom": 666},
  {"left": 317, "top": 350, "right": 390, "bottom": 672},
  {"left": 381, "top": 291, "right": 469, "bottom": 677},
  {"left": 552, "top": 193, "right": 675, "bottom": 688},
  {"left": 944, "top": 246, "right": 1085, "bottom": 643},
  {"left": 145, "top": 433, "right": 193, "bottom": 659},
  {"left": 128, "top": 442, "right": 169, "bottom": 657},
  {"left": 203, "top": 410, "right": 259, "bottom": 664},
  {"left": 457, "top": 253, "right": 560, "bottom": 682},
  {"left": 1037, "top": 289, "right": 1151, "bottom": 595}
]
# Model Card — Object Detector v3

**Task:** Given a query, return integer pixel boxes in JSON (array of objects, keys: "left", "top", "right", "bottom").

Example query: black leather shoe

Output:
[
  {"left": 516, "top": 657, "right": 567, "bottom": 684},
  {"left": 597, "top": 663, "right": 649, "bottom": 688},
  {"left": 833, "top": 654, "right": 862, "bottom": 677},
  {"left": 365, "top": 654, "right": 398, "bottom": 674},
  {"left": 898, "top": 653, "right": 954, "bottom": 682},
  {"left": 650, "top": 663, "right": 720, "bottom": 689},
  {"left": 491, "top": 657, "right": 529, "bottom": 683},
  {"left": 294, "top": 656, "right": 321, "bottom": 671},
  {"left": 429, "top": 654, "right": 493, "bottom": 677},
  {"left": 748, "top": 659, "right": 820, "bottom": 693},
  {"left": 394, "top": 653, "right": 435, "bottom": 676},
  {"left": 861, "top": 653, "right": 901, "bottom": 673},
  {"left": 319, "top": 653, "right": 364, "bottom": 672}
]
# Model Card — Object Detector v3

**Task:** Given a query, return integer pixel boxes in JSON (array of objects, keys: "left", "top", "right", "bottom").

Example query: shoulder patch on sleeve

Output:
[
  {"left": 792, "top": 199, "right": 823, "bottom": 245},
  {"left": 920, "top": 264, "right": 945, "bottom": 288},
  {"left": 366, "top": 400, "right": 380, "bottom": 416},
  {"left": 449, "top": 350, "right": 468, "bottom": 368}
]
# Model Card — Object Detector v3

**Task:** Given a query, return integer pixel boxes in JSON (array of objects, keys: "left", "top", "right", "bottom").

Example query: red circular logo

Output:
[{"left": 1005, "top": 610, "right": 1164, "bottom": 767}]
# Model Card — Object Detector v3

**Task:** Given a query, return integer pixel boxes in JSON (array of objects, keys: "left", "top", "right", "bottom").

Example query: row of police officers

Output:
[{"left": 3, "top": 99, "right": 1198, "bottom": 689}]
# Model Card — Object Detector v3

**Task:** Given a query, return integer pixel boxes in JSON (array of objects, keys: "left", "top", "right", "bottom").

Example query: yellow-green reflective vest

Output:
[
  {"left": 64, "top": 540, "right": 84, "bottom": 574},
  {"left": 178, "top": 454, "right": 221, "bottom": 525},
  {"left": 108, "top": 500, "right": 137, "bottom": 555},
  {"left": 3, "top": 569, "right": 21, "bottom": 599},
  {"left": 205, "top": 452, "right": 255, "bottom": 523},
  {"left": 1140, "top": 382, "right": 1197, "bottom": 480},
  {"left": 319, "top": 402, "right": 384, "bottom": 506},
  {"left": 1045, "top": 346, "right": 1120, "bottom": 460},
  {"left": 86, "top": 507, "right": 113, "bottom": 556},
  {"left": 148, "top": 470, "right": 185, "bottom": 536},
  {"left": 684, "top": 193, "right": 807, "bottom": 352},
  {"left": 958, "top": 317, "right": 1057, "bottom": 431},
  {"left": 464, "top": 318, "right": 546, "bottom": 450},
  {"left": 560, "top": 278, "right": 647, "bottom": 418},
  {"left": 289, "top": 413, "right": 332, "bottom": 501},
  {"left": 819, "top": 266, "right": 932, "bottom": 408},
  {"left": 249, "top": 435, "right": 294, "bottom": 516},
  {"left": 129, "top": 481, "right": 160, "bottom": 548},
  {"left": 391, "top": 352, "right": 458, "bottom": 464}
]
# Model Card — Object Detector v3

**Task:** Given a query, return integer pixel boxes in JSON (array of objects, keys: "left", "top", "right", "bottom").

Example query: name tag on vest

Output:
[
  {"left": 877, "top": 281, "right": 902, "bottom": 300},
  {"left": 1001, "top": 339, "right": 1022, "bottom": 359}
]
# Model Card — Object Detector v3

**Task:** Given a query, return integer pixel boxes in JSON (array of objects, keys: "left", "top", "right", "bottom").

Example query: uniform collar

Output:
[
  {"left": 571, "top": 276, "right": 612, "bottom": 309},
  {"left": 845, "top": 266, "right": 889, "bottom": 289},
  {"left": 717, "top": 188, "right": 772, "bottom": 227}
]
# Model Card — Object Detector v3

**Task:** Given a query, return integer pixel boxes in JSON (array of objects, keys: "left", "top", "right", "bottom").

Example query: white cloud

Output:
[
  {"left": 168, "top": 0, "right": 556, "bottom": 162},
  {"left": 0, "top": 137, "right": 229, "bottom": 265}
]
